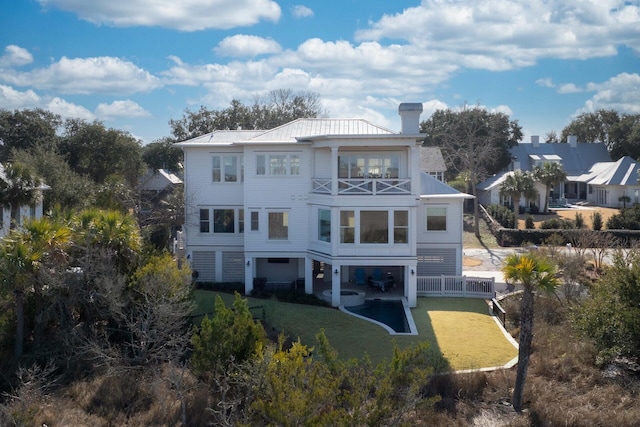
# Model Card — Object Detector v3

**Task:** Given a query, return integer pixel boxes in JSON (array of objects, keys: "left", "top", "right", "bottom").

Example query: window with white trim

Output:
[
  {"left": 318, "top": 209, "right": 331, "bottom": 242},
  {"left": 268, "top": 211, "right": 289, "bottom": 240},
  {"left": 394, "top": 211, "right": 408, "bottom": 243},
  {"left": 426, "top": 207, "right": 447, "bottom": 231},
  {"left": 250, "top": 211, "right": 259, "bottom": 231},
  {"left": 212, "top": 154, "right": 243, "bottom": 183},
  {"left": 338, "top": 153, "right": 400, "bottom": 179},
  {"left": 340, "top": 210, "right": 354, "bottom": 243},
  {"left": 256, "top": 153, "right": 301, "bottom": 176},
  {"left": 199, "top": 209, "right": 210, "bottom": 233}
]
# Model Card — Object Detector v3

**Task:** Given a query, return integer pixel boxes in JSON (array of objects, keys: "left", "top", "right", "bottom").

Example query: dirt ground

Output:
[{"left": 516, "top": 206, "right": 620, "bottom": 229}]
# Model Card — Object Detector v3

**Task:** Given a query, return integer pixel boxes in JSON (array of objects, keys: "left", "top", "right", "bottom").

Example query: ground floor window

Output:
[{"left": 426, "top": 207, "right": 447, "bottom": 231}]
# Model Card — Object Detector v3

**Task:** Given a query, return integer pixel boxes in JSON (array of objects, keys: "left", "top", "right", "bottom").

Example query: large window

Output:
[
  {"left": 360, "top": 211, "right": 388, "bottom": 244},
  {"left": 338, "top": 153, "right": 400, "bottom": 179},
  {"left": 199, "top": 208, "right": 210, "bottom": 233},
  {"left": 212, "top": 154, "right": 243, "bottom": 183},
  {"left": 318, "top": 209, "right": 331, "bottom": 242},
  {"left": 340, "top": 210, "right": 354, "bottom": 243},
  {"left": 268, "top": 211, "right": 289, "bottom": 240},
  {"left": 426, "top": 207, "right": 447, "bottom": 231},
  {"left": 257, "top": 153, "right": 301, "bottom": 176},
  {"left": 394, "top": 211, "right": 408, "bottom": 243},
  {"left": 214, "top": 209, "right": 235, "bottom": 233}
]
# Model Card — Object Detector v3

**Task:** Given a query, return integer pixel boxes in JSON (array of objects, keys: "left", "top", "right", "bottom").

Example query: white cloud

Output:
[
  {"left": 355, "top": 0, "right": 640, "bottom": 70},
  {"left": 536, "top": 78, "right": 555, "bottom": 88},
  {"left": 557, "top": 83, "right": 582, "bottom": 94},
  {"left": 0, "top": 45, "right": 33, "bottom": 68},
  {"left": 1, "top": 56, "right": 162, "bottom": 95},
  {"left": 0, "top": 85, "right": 40, "bottom": 109},
  {"left": 95, "top": 100, "right": 151, "bottom": 120},
  {"left": 579, "top": 72, "right": 640, "bottom": 114},
  {"left": 291, "top": 5, "right": 313, "bottom": 18},
  {"left": 36, "top": 0, "right": 281, "bottom": 31},
  {"left": 46, "top": 97, "right": 94, "bottom": 120},
  {"left": 215, "top": 35, "right": 282, "bottom": 58}
]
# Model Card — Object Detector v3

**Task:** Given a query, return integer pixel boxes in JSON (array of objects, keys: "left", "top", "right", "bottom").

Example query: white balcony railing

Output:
[
  {"left": 311, "top": 178, "right": 411, "bottom": 195},
  {"left": 417, "top": 276, "right": 495, "bottom": 299}
]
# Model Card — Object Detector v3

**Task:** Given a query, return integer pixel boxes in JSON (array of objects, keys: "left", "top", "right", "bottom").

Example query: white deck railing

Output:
[
  {"left": 312, "top": 178, "right": 411, "bottom": 195},
  {"left": 417, "top": 276, "right": 495, "bottom": 299}
]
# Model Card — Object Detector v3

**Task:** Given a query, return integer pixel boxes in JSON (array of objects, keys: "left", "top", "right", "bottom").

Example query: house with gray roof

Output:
[
  {"left": 477, "top": 135, "right": 613, "bottom": 209},
  {"left": 176, "top": 103, "right": 474, "bottom": 308}
]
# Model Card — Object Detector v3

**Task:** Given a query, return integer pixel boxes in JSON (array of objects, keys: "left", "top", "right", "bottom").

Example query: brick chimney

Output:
[{"left": 398, "top": 103, "right": 423, "bottom": 134}]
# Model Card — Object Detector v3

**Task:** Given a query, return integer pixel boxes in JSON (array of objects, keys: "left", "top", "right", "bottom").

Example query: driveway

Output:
[{"left": 462, "top": 247, "right": 524, "bottom": 294}]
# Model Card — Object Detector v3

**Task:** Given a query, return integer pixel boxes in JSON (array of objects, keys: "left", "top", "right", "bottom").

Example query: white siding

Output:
[{"left": 416, "top": 198, "right": 463, "bottom": 245}]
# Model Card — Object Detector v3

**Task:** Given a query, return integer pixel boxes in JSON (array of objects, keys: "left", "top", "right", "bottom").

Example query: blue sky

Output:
[{"left": 1, "top": 0, "right": 639, "bottom": 145}]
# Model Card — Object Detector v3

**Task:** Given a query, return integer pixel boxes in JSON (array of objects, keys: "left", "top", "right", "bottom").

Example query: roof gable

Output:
[{"left": 510, "top": 142, "right": 610, "bottom": 176}]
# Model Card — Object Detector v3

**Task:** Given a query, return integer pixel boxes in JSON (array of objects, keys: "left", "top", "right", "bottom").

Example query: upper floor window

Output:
[
  {"left": 426, "top": 207, "right": 447, "bottom": 231},
  {"left": 394, "top": 211, "right": 408, "bottom": 243},
  {"left": 213, "top": 154, "right": 243, "bottom": 183},
  {"left": 214, "top": 209, "right": 235, "bottom": 233},
  {"left": 199, "top": 209, "right": 210, "bottom": 233},
  {"left": 268, "top": 211, "right": 289, "bottom": 240},
  {"left": 257, "top": 153, "right": 301, "bottom": 176},
  {"left": 428, "top": 171, "right": 445, "bottom": 182},
  {"left": 338, "top": 153, "right": 400, "bottom": 179}
]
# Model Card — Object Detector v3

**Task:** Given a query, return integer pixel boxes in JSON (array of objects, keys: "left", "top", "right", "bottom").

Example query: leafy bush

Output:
[
  {"left": 591, "top": 211, "right": 603, "bottom": 231},
  {"left": 606, "top": 204, "right": 640, "bottom": 229},
  {"left": 539, "top": 218, "right": 575, "bottom": 229},
  {"left": 525, "top": 215, "right": 535, "bottom": 229},
  {"left": 574, "top": 212, "right": 584, "bottom": 228},
  {"left": 485, "top": 204, "right": 516, "bottom": 228},
  {"left": 190, "top": 293, "right": 267, "bottom": 376}
]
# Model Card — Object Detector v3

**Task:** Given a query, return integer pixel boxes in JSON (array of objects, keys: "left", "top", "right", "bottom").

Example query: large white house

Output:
[{"left": 177, "top": 103, "right": 472, "bottom": 307}]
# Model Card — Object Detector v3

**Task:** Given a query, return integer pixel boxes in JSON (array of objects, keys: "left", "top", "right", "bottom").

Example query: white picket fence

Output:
[{"left": 417, "top": 276, "right": 495, "bottom": 299}]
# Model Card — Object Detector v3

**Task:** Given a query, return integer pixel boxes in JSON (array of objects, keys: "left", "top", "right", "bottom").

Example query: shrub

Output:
[
  {"left": 574, "top": 212, "right": 584, "bottom": 229},
  {"left": 190, "top": 293, "right": 267, "bottom": 376},
  {"left": 486, "top": 204, "right": 516, "bottom": 228},
  {"left": 591, "top": 211, "right": 603, "bottom": 231},
  {"left": 525, "top": 215, "right": 535, "bottom": 229},
  {"left": 606, "top": 204, "right": 640, "bottom": 229},
  {"left": 539, "top": 218, "right": 575, "bottom": 229}
]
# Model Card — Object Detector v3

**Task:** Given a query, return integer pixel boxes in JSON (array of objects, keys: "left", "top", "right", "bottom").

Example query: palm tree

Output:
[
  {"left": 502, "top": 253, "right": 560, "bottom": 412},
  {"left": 0, "top": 217, "right": 71, "bottom": 360},
  {"left": 0, "top": 162, "right": 43, "bottom": 230},
  {"left": 533, "top": 162, "right": 567, "bottom": 213},
  {"left": 499, "top": 170, "right": 537, "bottom": 229}
]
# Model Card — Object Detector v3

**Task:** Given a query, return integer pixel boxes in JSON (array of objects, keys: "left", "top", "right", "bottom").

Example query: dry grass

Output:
[{"left": 517, "top": 207, "right": 620, "bottom": 229}]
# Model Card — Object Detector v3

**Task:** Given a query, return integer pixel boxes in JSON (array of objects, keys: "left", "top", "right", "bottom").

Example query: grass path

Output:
[{"left": 193, "top": 291, "right": 517, "bottom": 371}]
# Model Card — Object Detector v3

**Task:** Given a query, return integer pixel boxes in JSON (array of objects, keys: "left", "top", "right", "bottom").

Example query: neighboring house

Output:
[
  {"left": 420, "top": 146, "right": 447, "bottom": 182},
  {"left": 0, "top": 163, "right": 47, "bottom": 238},
  {"left": 477, "top": 135, "right": 611, "bottom": 209},
  {"left": 577, "top": 156, "right": 640, "bottom": 207},
  {"left": 176, "top": 103, "right": 472, "bottom": 307},
  {"left": 137, "top": 168, "right": 183, "bottom": 213}
]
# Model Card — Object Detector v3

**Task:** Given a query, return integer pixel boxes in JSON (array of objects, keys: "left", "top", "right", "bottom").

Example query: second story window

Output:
[
  {"left": 199, "top": 209, "right": 210, "bottom": 233},
  {"left": 426, "top": 207, "right": 447, "bottom": 231},
  {"left": 250, "top": 211, "right": 259, "bottom": 231},
  {"left": 256, "top": 154, "right": 301, "bottom": 176},
  {"left": 318, "top": 209, "right": 331, "bottom": 242},
  {"left": 212, "top": 154, "right": 243, "bottom": 183}
]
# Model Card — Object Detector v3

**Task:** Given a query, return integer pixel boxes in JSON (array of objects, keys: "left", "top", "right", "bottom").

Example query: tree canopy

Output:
[
  {"left": 169, "top": 89, "right": 324, "bottom": 141},
  {"left": 561, "top": 109, "right": 640, "bottom": 160}
]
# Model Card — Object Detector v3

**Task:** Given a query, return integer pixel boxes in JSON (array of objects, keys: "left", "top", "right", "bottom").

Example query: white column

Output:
[
  {"left": 304, "top": 256, "right": 313, "bottom": 294},
  {"left": 245, "top": 257, "right": 254, "bottom": 294},
  {"left": 331, "top": 147, "right": 339, "bottom": 196},
  {"left": 331, "top": 264, "right": 341, "bottom": 307},
  {"left": 407, "top": 264, "right": 417, "bottom": 307}
]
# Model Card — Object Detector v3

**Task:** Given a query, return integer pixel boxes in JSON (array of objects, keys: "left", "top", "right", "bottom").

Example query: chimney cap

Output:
[{"left": 398, "top": 102, "right": 423, "bottom": 113}]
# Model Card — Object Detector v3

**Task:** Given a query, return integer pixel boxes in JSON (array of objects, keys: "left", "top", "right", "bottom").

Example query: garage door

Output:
[
  {"left": 191, "top": 251, "right": 215, "bottom": 282},
  {"left": 222, "top": 251, "right": 245, "bottom": 282},
  {"left": 417, "top": 248, "right": 456, "bottom": 276}
]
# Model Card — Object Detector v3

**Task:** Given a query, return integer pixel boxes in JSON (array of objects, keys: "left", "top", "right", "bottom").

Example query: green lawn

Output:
[{"left": 193, "top": 291, "right": 517, "bottom": 371}]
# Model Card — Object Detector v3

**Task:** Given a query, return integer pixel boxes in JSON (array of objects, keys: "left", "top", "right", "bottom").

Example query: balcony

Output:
[{"left": 312, "top": 178, "right": 411, "bottom": 195}]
